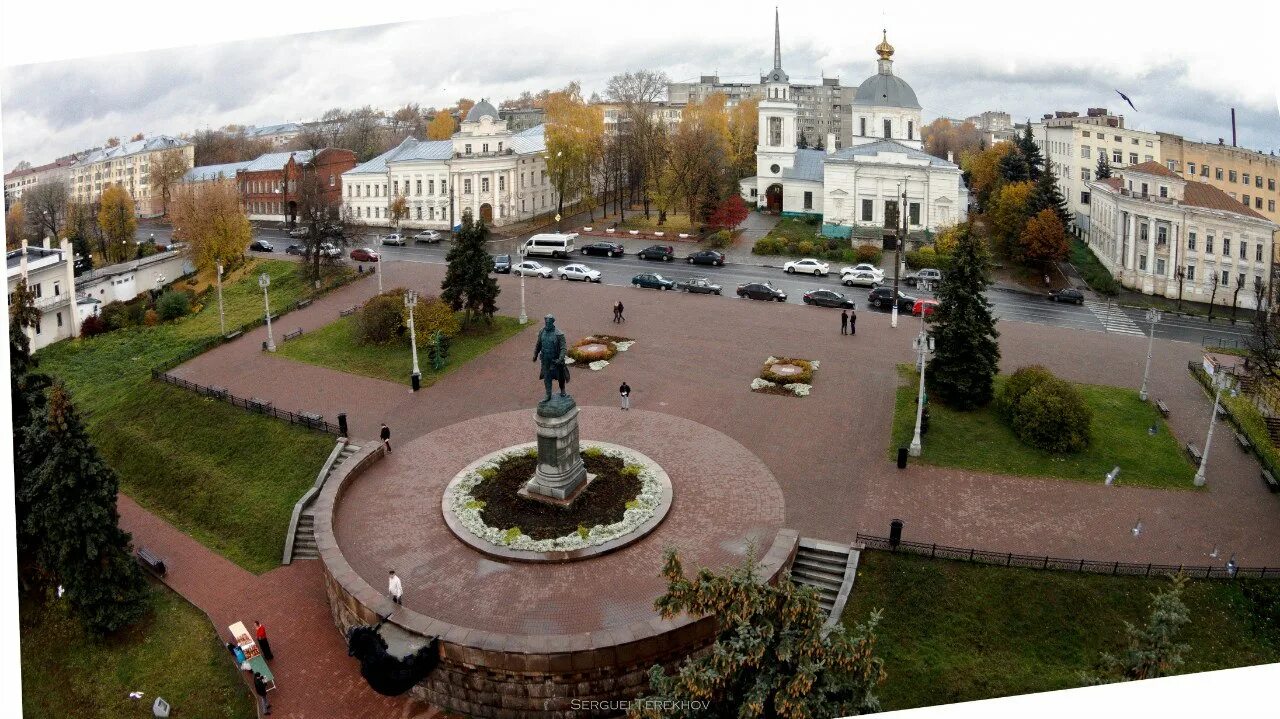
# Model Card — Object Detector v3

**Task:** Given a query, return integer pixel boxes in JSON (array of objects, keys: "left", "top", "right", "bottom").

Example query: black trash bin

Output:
[
  {"left": 889, "top": 518, "right": 904, "bottom": 549},
  {"left": 897, "top": 446, "right": 908, "bottom": 469},
  {"left": 411, "top": 372, "right": 421, "bottom": 392},
  {"left": 337, "top": 412, "right": 348, "bottom": 438}
]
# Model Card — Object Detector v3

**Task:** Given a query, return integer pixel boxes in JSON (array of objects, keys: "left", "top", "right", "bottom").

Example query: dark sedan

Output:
[
  {"left": 249, "top": 239, "right": 274, "bottom": 252},
  {"left": 867, "top": 287, "right": 916, "bottom": 312},
  {"left": 1048, "top": 288, "right": 1085, "bottom": 304},
  {"left": 802, "top": 289, "right": 855, "bottom": 308},
  {"left": 632, "top": 273, "right": 675, "bottom": 290},
  {"left": 685, "top": 250, "right": 725, "bottom": 266},
  {"left": 637, "top": 245, "right": 675, "bottom": 262},
  {"left": 580, "top": 241, "right": 625, "bottom": 258},
  {"left": 675, "top": 277, "right": 722, "bottom": 295},
  {"left": 285, "top": 244, "right": 306, "bottom": 255},
  {"left": 737, "top": 282, "right": 787, "bottom": 302},
  {"left": 493, "top": 254, "right": 512, "bottom": 273}
]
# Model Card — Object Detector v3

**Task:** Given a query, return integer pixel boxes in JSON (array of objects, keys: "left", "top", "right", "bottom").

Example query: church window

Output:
[
  {"left": 770, "top": 164, "right": 780, "bottom": 174},
  {"left": 909, "top": 202, "right": 920, "bottom": 226},
  {"left": 482, "top": 178, "right": 490, "bottom": 192},
  {"left": 464, "top": 179, "right": 472, "bottom": 193},
  {"left": 883, "top": 119, "right": 892, "bottom": 139},
  {"left": 416, "top": 180, "right": 422, "bottom": 195},
  {"left": 860, "top": 118, "right": 866, "bottom": 136},
  {"left": 499, "top": 176, "right": 506, "bottom": 191},
  {"left": 861, "top": 199, "right": 873, "bottom": 222},
  {"left": 803, "top": 191, "right": 813, "bottom": 210},
  {"left": 465, "top": 144, "right": 472, "bottom": 154},
  {"left": 483, "top": 143, "right": 489, "bottom": 153},
  {"left": 768, "top": 117, "right": 783, "bottom": 147},
  {"left": 907, "top": 121, "right": 914, "bottom": 140},
  {"left": 498, "top": 142, "right": 503, "bottom": 152},
  {"left": 429, "top": 179, "right": 435, "bottom": 194}
]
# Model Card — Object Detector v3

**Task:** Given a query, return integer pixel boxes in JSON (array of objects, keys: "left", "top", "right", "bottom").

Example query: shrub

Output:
[
  {"left": 854, "top": 245, "right": 882, "bottom": 264},
  {"left": 795, "top": 240, "right": 814, "bottom": 256},
  {"left": 155, "top": 290, "right": 191, "bottom": 321},
  {"left": 80, "top": 314, "right": 108, "bottom": 338},
  {"left": 143, "top": 309, "right": 160, "bottom": 327},
  {"left": 1012, "top": 377, "right": 1092, "bottom": 453},
  {"left": 99, "top": 302, "right": 131, "bottom": 330},
  {"left": 995, "top": 365, "right": 1056, "bottom": 421},
  {"left": 752, "top": 237, "right": 777, "bottom": 255},
  {"left": 706, "top": 230, "right": 733, "bottom": 249},
  {"left": 408, "top": 295, "right": 460, "bottom": 339},
  {"left": 803, "top": 214, "right": 821, "bottom": 226},
  {"left": 125, "top": 298, "right": 149, "bottom": 326},
  {"left": 356, "top": 293, "right": 406, "bottom": 345}
]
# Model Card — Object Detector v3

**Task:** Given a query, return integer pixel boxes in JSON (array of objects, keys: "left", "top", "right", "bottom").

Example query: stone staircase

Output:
[
  {"left": 288, "top": 443, "right": 361, "bottom": 561},
  {"left": 790, "top": 538, "right": 860, "bottom": 628}
]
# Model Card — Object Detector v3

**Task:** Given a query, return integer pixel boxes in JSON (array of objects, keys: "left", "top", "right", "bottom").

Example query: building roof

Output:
[
  {"left": 1125, "top": 160, "right": 1181, "bottom": 179},
  {"left": 852, "top": 72, "right": 920, "bottom": 109},
  {"left": 1183, "top": 180, "right": 1269, "bottom": 221},
  {"left": 244, "top": 123, "right": 302, "bottom": 138},
  {"left": 782, "top": 149, "right": 827, "bottom": 182},
  {"left": 78, "top": 136, "right": 190, "bottom": 165},
  {"left": 343, "top": 124, "right": 548, "bottom": 177},
  {"left": 464, "top": 99, "right": 500, "bottom": 123},
  {"left": 242, "top": 150, "right": 318, "bottom": 173},
  {"left": 828, "top": 139, "right": 957, "bottom": 168},
  {"left": 507, "top": 125, "right": 547, "bottom": 155},
  {"left": 183, "top": 161, "right": 251, "bottom": 183},
  {"left": 389, "top": 138, "right": 453, "bottom": 162},
  {"left": 4, "top": 157, "right": 77, "bottom": 182}
]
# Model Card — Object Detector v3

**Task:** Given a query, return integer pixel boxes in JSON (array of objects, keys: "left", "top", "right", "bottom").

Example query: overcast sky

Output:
[{"left": 2, "top": 0, "right": 1279, "bottom": 170}]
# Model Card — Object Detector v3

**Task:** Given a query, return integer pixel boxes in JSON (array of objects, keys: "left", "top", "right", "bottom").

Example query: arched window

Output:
[{"left": 883, "top": 119, "right": 892, "bottom": 139}]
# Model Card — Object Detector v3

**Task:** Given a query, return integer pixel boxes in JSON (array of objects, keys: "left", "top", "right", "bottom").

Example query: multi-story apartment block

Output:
[
  {"left": 1087, "top": 161, "right": 1276, "bottom": 308},
  {"left": 182, "top": 160, "right": 252, "bottom": 186},
  {"left": 1158, "top": 133, "right": 1280, "bottom": 251},
  {"left": 667, "top": 10, "right": 855, "bottom": 149},
  {"left": 68, "top": 136, "right": 194, "bottom": 217},
  {"left": 243, "top": 123, "right": 303, "bottom": 147},
  {"left": 498, "top": 108, "right": 546, "bottom": 133},
  {"left": 6, "top": 239, "right": 84, "bottom": 351},
  {"left": 596, "top": 102, "right": 684, "bottom": 137},
  {"left": 236, "top": 149, "right": 357, "bottom": 224},
  {"left": 1031, "top": 109, "right": 1160, "bottom": 235},
  {"left": 4, "top": 156, "right": 77, "bottom": 206}
]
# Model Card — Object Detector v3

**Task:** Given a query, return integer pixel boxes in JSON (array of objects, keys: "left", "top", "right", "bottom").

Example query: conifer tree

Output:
[
  {"left": 926, "top": 223, "right": 1001, "bottom": 409},
  {"left": 1086, "top": 574, "right": 1191, "bottom": 683},
  {"left": 1030, "top": 162, "right": 1072, "bottom": 228},
  {"left": 1095, "top": 154, "right": 1113, "bottom": 180},
  {"left": 1019, "top": 122, "right": 1044, "bottom": 180},
  {"left": 998, "top": 147, "right": 1030, "bottom": 183},
  {"left": 631, "top": 550, "right": 887, "bottom": 719},
  {"left": 440, "top": 213, "right": 500, "bottom": 326}
]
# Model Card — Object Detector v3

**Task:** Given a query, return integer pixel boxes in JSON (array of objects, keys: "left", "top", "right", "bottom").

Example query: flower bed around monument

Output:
[
  {"left": 447, "top": 445, "right": 664, "bottom": 552},
  {"left": 752, "top": 356, "right": 818, "bottom": 397},
  {"left": 565, "top": 335, "right": 635, "bottom": 371}
]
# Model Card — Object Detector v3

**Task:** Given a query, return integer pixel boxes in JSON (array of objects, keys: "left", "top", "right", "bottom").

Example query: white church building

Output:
[
  {"left": 742, "top": 32, "right": 967, "bottom": 248},
  {"left": 343, "top": 100, "right": 556, "bottom": 230}
]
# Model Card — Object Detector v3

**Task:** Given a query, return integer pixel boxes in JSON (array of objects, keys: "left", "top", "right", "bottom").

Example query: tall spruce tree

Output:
[
  {"left": 998, "top": 148, "right": 1030, "bottom": 183},
  {"left": 631, "top": 550, "right": 887, "bottom": 719},
  {"left": 1095, "top": 154, "right": 1113, "bottom": 179},
  {"left": 1085, "top": 574, "right": 1191, "bottom": 684},
  {"left": 10, "top": 280, "right": 51, "bottom": 575},
  {"left": 1030, "top": 162, "right": 1073, "bottom": 228},
  {"left": 1019, "top": 122, "right": 1044, "bottom": 180},
  {"left": 927, "top": 223, "right": 1001, "bottom": 409},
  {"left": 440, "top": 213, "right": 500, "bottom": 326}
]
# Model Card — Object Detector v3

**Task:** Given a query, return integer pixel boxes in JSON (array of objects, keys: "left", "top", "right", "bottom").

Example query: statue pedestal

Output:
[{"left": 520, "top": 398, "right": 591, "bottom": 505}]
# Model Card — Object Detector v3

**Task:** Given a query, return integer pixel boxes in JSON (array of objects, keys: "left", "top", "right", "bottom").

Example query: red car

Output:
[
  {"left": 350, "top": 247, "right": 380, "bottom": 262},
  {"left": 912, "top": 299, "right": 940, "bottom": 318}
]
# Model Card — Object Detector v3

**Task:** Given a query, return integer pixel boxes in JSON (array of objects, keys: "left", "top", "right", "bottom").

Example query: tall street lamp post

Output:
[
  {"left": 1139, "top": 308, "right": 1161, "bottom": 401},
  {"left": 908, "top": 316, "right": 934, "bottom": 457},
  {"left": 216, "top": 262, "right": 226, "bottom": 336},
  {"left": 259, "top": 271, "right": 276, "bottom": 352},
  {"left": 1193, "top": 371, "right": 1230, "bottom": 487},
  {"left": 518, "top": 241, "right": 528, "bottom": 325},
  {"left": 405, "top": 289, "right": 421, "bottom": 391}
]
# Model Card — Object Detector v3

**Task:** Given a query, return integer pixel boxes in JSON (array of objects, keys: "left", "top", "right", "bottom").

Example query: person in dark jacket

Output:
[
  {"left": 849, "top": 307, "right": 857, "bottom": 336},
  {"left": 253, "top": 672, "right": 271, "bottom": 715},
  {"left": 380, "top": 423, "right": 391, "bottom": 453},
  {"left": 840, "top": 309, "right": 848, "bottom": 335},
  {"left": 616, "top": 301, "right": 625, "bottom": 322},
  {"left": 619, "top": 382, "right": 631, "bottom": 410}
]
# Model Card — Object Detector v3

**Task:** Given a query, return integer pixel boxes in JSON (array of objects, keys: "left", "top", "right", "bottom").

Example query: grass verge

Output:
[
  {"left": 36, "top": 259, "right": 339, "bottom": 573},
  {"left": 1069, "top": 237, "right": 1119, "bottom": 295},
  {"left": 841, "top": 551, "right": 1280, "bottom": 711},
  {"left": 21, "top": 580, "right": 254, "bottom": 719},
  {"left": 1189, "top": 365, "right": 1280, "bottom": 477},
  {"left": 276, "top": 314, "right": 525, "bottom": 385},
  {"left": 890, "top": 365, "right": 1195, "bottom": 488}
]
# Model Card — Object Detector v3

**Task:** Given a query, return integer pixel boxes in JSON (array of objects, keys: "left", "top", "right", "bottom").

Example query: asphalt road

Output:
[{"left": 135, "top": 222, "right": 1254, "bottom": 349}]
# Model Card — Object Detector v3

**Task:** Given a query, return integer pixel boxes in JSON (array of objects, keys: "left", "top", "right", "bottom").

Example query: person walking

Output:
[
  {"left": 388, "top": 569, "right": 403, "bottom": 605},
  {"left": 612, "top": 301, "right": 621, "bottom": 323},
  {"left": 619, "top": 382, "right": 631, "bottom": 410},
  {"left": 840, "top": 309, "right": 848, "bottom": 335},
  {"left": 252, "top": 672, "right": 271, "bottom": 715},
  {"left": 616, "top": 301, "right": 625, "bottom": 323},
  {"left": 254, "top": 620, "right": 274, "bottom": 662},
  {"left": 849, "top": 307, "right": 857, "bottom": 336},
  {"left": 380, "top": 423, "right": 392, "bottom": 454}
]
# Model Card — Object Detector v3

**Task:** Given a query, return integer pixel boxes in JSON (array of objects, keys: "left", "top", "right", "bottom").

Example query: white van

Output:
[{"left": 522, "top": 233, "right": 577, "bottom": 259}]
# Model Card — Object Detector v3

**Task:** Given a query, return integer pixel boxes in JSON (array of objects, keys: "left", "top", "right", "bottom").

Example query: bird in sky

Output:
[{"left": 1116, "top": 90, "right": 1137, "bottom": 111}]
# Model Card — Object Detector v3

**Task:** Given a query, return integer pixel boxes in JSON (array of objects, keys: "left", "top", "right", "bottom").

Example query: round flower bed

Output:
[
  {"left": 445, "top": 444, "right": 665, "bottom": 554},
  {"left": 753, "top": 357, "right": 819, "bottom": 397},
  {"left": 568, "top": 337, "right": 618, "bottom": 363}
]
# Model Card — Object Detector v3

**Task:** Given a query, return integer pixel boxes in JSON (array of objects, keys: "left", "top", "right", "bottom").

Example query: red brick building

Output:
[{"left": 236, "top": 148, "right": 356, "bottom": 225}]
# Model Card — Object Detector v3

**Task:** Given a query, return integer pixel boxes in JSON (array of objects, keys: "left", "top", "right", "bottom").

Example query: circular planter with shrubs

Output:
[{"left": 568, "top": 337, "right": 617, "bottom": 363}]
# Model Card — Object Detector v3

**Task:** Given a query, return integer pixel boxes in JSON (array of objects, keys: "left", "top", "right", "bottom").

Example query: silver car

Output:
[{"left": 381, "top": 234, "right": 405, "bottom": 246}]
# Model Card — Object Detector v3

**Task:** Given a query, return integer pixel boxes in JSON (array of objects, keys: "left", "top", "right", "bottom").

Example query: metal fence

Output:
[
  {"left": 153, "top": 370, "right": 340, "bottom": 435},
  {"left": 855, "top": 534, "right": 1280, "bottom": 580}
]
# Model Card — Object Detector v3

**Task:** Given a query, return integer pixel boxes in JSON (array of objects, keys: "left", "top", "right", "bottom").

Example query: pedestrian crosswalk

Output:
[{"left": 1083, "top": 299, "right": 1145, "bottom": 336}]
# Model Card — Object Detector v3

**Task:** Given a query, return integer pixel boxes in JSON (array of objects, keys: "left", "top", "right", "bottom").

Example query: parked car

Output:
[
  {"left": 350, "top": 247, "right": 380, "bottom": 262},
  {"left": 1048, "top": 287, "right": 1085, "bottom": 304},
  {"left": 912, "top": 298, "right": 941, "bottom": 317},
  {"left": 675, "top": 277, "right": 722, "bottom": 295},
  {"left": 289, "top": 226, "right": 310, "bottom": 239},
  {"left": 840, "top": 263, "right": 885, "bottom": 281},
  {"left": 686, "top": 250, "right": 725, "bottom": 266},
  {"left": 249, "top": 239, "right": 274, "bottom": 252},
  {"left": 493, "top": 254, "right": 512, "bottom": 273},
  {"left": 867, "top": 287, "right": 916, "bottom": 312},
  {"left": 737, "top": 282, "right": 788, "bottom": 302},
  {"left": 380, "top": 234, "right": 405, "bottom": 246},
  {"left": 637, "top": 245, "right": 676, "bottom": 262},
  {"left": 413, "top": 230, "right": 442, "bottom": 244},
  {"left": 632, "top": 273, "right": 675, "bottom": 290},
  {"left": 904, "top": 268, "right": 943, "bottom": 287},
  {"left": 580, "top": 241, "right": 625, "bottom": 258},
  {"left": 558, "top": 263, "right": 602, "bottom": 282},
  {"left": 317, "top": 242, "right": 341, "bottom": 258},
  {"left": 523, "top": 233, "right": 576, "bottom": 258},
  {"left": 840, "top": 269, "right": 882, "bottom": 288},
  {"left": 285, "top": 244, "right": 305, "bottom": 256},
  {"left": 783, "top": 258, "right": 830, "bottom": 276},
  {"left": 513, "top": 260, "right": 553, "bottom": 278},
  {"left": 802, "top": 289, "right": 855, "bottom": 308}
]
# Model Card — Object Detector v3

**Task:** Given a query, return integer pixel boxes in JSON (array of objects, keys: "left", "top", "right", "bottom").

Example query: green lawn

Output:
[
  {"left": 1190, "top": 365, "right": 1280, "bottom": 476},
  {"left": 890, "top": 366, "right": 1195, "bottom": 488},
  {"left": 842, "top": 551, "right": 1280, "bottom": 711},
  {"left": 36, "top": 259, "right": 338, "bottom": 573},
  {"left": 276, "top": 314, "right": 525, "bottom": 385},
  {"left": 21, "top": 581, "right": 254, "bottom": 719}
]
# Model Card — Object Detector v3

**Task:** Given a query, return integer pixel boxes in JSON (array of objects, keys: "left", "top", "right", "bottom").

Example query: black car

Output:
[
  {"left": 674, "top": 277, "right": 722, "bottom": 295},
  {"left": 285, "top": 244, "right": 306, "bottom": 255},
  {"left": 632, "top": 273, "right": 675, "bottom": 290},
  {"left": 580, "top": 241, "right": 625, "bottom": 258},
  {"left": 867, "top": 287, "right": 916, "bottom": 312},
  {"left": 493, "top": 254, "right": 512, "bottom": 273},
  {"left": 249, "top": 239, "right": 274, "bottom": 252},
  {"left": 737, "top": 282, "right": 787, "bottom": 302},
  {"left": 637, "top": 245, "right": 675, "bottom": 262},
  {"left": 1048, "top": 288, "right": 1085, "bottom": 304},
  {"left": 686, "top": 250, "right": 725, "bottom": 266},
  {"left": 802, "top": 289, "right": 855, "bottom": 309}
]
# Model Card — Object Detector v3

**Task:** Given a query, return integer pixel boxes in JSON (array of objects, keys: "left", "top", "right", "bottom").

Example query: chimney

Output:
[
  {"left": 948, "top": 150, "right": 954, "bottom": 163},
  {"left": 826, "top": 133, "right": 836, "bottom": 155},
  {"left": 1231, "top": 108, "right": 1237, "bottom": 147}
]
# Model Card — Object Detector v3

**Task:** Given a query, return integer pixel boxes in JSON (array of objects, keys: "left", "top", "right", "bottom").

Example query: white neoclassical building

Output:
[
  {"left": 1087, "top": 161, "right": 1277, "bottom": 308},
  {"left": 741, "top": 32, "right": 967, "bottom": 248},
  {"left": 343, "top": 100, "right": 555, "bottom": 230}
]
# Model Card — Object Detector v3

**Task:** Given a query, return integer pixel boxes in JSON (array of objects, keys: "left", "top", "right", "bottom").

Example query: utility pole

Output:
[
  {"left": 891, "top": 180, "right": 907, "bottom": 328},
  {"left": 1193, "top": 372, "right": 1229, "bottom": 487},
  {"left": 1138, "top": 308, "right": 1160, "bottom": 401},
  {"left": 216, "top": 262, "right": 226, "bottom": 336}
]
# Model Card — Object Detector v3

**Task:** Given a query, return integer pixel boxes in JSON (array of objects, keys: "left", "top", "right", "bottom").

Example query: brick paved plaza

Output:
[{"left": 125, "top": 258, "right": 1279, "bottom": 717}]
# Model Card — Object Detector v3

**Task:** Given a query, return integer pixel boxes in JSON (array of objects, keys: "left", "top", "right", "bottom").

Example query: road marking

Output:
[{"left": 1083, "top": 299, "right": 1145, "bottom": 336}]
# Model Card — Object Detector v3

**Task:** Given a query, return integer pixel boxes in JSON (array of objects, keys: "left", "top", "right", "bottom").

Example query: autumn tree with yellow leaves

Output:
[
  {"left": 168, "top": 181, "right": 251, "bottom": 274},
  {"left": 148, "top": 149, "right": 192, "bottom": 216},
  {"left": 545, "top": 83, "right": 604, "bottom": 222},
  {"left": 426, "top": 112, "right": 458, "bottom": 140},
  {"left": 97, "top": 185, "right": 137, "bottom": 263}
]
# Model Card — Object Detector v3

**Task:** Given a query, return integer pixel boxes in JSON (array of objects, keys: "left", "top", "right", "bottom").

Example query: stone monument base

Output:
[
  {"left": 522, "top": 399, "right": 589, "bottom": 503},
  {"left": 518, "top": 472, "right": 597, "bottom": 507}
]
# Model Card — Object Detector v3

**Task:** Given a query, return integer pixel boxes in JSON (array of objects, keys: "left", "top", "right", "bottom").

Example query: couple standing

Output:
[{"left": 612, "top": 301, "right": 626, "bottom": 323}]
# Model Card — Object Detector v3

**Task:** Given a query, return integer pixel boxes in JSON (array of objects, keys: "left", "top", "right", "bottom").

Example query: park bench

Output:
[
  {"left": 1235, "top": 431, "right": 1253, "bottom": 453},
  {"left": 224, "top": 330, "right": 243, "bottom": 340},
  {"left": 136, "top": 547, "right": 167, "bottom": 576},
  {"left": 1155, "top": 400, "right": 1171, "bottom": 418},
  {"left": 284, "top": 328, "right": 303, "bottom": 341},
  {"left": 247, "top": 397, "right": 273, "bottom": 413},
  {"left": 1185, "top": 442, "right": 1203, "bottom": 464},
  {"left": 299, "top": 411, "right": 324, "bottom": 428},
  {"left": 340, "top": 306, "right": 358, "bottom": 317},
  {"left": 1262, "top": 469, "right": 1279, "bottom": 493},
  {"left": 297, "top": 298, "right": 313, "bottom": 309}
]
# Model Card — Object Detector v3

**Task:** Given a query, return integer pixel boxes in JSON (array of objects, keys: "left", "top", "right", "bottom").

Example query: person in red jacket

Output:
[{"left": 254, "top": 620, "right": 274, "bottom": 661}]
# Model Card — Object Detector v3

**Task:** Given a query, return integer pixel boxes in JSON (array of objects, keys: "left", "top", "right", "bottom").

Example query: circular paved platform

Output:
[{"left": 332, "top": 406, "right": 786, "bottom": 636}]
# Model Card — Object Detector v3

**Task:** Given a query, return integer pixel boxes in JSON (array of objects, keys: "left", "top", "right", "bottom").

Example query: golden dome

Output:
[{"left": 875, "top": 29, "right": 894, "bottom": 60}]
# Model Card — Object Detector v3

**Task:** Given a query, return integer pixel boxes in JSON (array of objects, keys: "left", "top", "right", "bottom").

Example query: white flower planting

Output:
[
  {"left": 615, "top": 341, "right": 635, "bottom": 352},
  {"left": 784, "top": 383, "right": 813, "bottom": 397},
  {"left": 564, "top": 357, "right": 576, "bottom": 365},
  {"left": 446, "top": 447, "right": 663, "bottom": 553},
  {"left": 765, "top": 356, "right": 778, "bottom": 365},
  {"left": 588, "top": 360, "right": 609, "bottom": 371},
  {"left": 809, "top": 360, "right": 820, "bottom": 370},
  {"left": 751, "top": 377, "right": 776, "bottom": 390}
]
